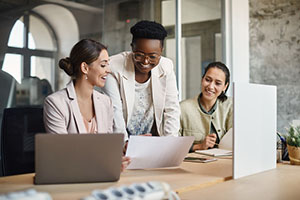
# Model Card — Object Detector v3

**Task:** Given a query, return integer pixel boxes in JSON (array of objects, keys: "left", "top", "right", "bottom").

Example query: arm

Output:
[
  {"left": 107, "top": 97, "right": 114, "bottom": 133},
  {"left": 163, "top": 62, "right": 181, "bottom": 136},
  {"left": 43, "top": 96, "right": 68, "bottom": 134},
  {"left": 102, "top": 73, "right": 128, "bottom": 141}
]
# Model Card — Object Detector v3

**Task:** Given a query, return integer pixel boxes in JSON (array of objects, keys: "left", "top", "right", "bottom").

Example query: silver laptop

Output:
[{"left": 34, "top": 134, "right": 124, "bottom": 184}]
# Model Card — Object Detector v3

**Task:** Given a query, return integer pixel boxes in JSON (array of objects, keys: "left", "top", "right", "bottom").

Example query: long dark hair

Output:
[
  {"left": 202, "top": 61, "right": 230, "bottom": 102},
  {"left": 59, "top": 39, "right": 107, "bottom": 79}
]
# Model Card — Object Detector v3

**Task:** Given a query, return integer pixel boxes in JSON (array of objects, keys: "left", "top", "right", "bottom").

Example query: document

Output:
[
  {"left": 195, "top": 148, "right": 232, "bottom": 157},
  {"left": 125, "top": 136, "right": 194, "bottom": 169},
  {"left": 219, "top": 128, "right": 232, "bottom": 150}
]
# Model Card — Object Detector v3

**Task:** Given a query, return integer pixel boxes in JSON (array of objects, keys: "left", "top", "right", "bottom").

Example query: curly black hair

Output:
[{"left": 130, "top": 20, "right": 167, "bottom": 47}]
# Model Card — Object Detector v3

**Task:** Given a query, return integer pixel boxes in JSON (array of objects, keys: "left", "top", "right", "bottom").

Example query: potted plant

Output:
[{"left": 285, "top": 125, "right": 300, "bottom": 165}]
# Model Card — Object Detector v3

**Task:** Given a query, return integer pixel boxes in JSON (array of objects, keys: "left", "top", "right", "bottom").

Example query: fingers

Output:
[
  {"left": 121, "top": 156, "right": 131, "bottom": 172},
  {"left": 204, "top": 134, "right": 217, "bottom": 148},
  {"left": 141, "top": 133, "right": 152, "bottom": 136},
  {"left": 123, "top": 141, "right": 128, "bottom": 155}
]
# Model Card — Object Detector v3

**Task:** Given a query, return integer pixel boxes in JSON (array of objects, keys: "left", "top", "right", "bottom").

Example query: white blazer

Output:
[
  {"left": 102, "top": 52, "right": 180, "bottom": 140},
  {"left": 44, "top": 81, "right": 113, "bottom": 134}
]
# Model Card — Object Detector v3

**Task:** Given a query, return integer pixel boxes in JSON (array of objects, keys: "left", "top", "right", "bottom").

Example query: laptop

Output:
[{"left": 34, "top": 133, "right": 124, "bottom": 184}]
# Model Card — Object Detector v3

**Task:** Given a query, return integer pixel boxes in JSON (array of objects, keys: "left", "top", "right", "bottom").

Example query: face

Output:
[
  {"left": 131, "top": 38, "right": 162, "bottom": 75},
  {"left": 86, "top": 49, "right": 110, "bottom": 88},
  {"left": 201, "top": 67, "right": 228, "bottom": 103}
]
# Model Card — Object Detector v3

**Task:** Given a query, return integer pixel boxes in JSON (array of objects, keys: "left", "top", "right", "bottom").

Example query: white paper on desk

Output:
[
  {"left": 219, "top": 128, "right": 232, "bottom": 150},
  {"left": 125, "top": 136, "right": 194, "bottom": 169}
]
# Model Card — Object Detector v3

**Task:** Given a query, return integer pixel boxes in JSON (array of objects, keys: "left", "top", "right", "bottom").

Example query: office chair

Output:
[
  {"left": 0, "top": 70, "right": 17, "bottom": 177},
  {"left": 1, "top": 107, "right": 46, "bottom": 176}
]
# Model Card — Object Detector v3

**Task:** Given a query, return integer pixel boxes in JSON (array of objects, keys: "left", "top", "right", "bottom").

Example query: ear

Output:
[
  {"left": 80, "top": 62, "right": 89, "bottom": 75},
  {"left": 130, "top": 43, "right": 134, "bottom": 50},
  {"left": 223, "top": 82, "right": 229, "bottom": 92}
]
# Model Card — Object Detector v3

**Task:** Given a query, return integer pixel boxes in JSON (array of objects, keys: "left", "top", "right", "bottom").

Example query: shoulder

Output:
[
  {"left": 109, "top": 51, "right": 130, "bottom": 72},
  {"left": 157, "top": 56, "right": 174, "bottom": 74},
  {"left": 45, "top": 88, "right": 68, "bottom": 105},
  {"left": 218, "top": 96, "right": 233, "bottom": 108},
  {"left": 180, "top": 96, "right": 198, "bottom": 112}
]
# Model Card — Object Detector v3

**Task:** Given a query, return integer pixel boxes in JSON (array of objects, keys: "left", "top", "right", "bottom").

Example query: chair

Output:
[
  {"left": 1, "top": 107, "right": 46, "bottom": 176},
  {"left": 0, "top": 70, "right": 16, "bottom": 177}
]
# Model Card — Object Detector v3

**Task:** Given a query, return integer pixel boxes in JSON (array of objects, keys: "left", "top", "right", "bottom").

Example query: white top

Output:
[{"left": 127, "top": 79, "right": 154, "bottom": 135}]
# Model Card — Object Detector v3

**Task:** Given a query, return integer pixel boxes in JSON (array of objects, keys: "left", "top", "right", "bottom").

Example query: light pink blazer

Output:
[{"left": 43, "top": 81, "right": 113, "bottom": 134}]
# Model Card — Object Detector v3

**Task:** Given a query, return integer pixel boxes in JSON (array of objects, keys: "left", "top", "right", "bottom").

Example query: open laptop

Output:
[{"left": 35, "top": 133, "right": 124, "bottom": 184}]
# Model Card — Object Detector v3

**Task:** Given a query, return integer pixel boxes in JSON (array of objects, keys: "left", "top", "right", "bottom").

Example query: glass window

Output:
[
  {"left": 7, "top": 17, "right": 24, "bottom": 48},
  {"left": 31, "top": 56, "right": 54, "bottom": 88},
  {"left": 2, "top": 54, "right": 23, "bottom": 83},
  {"left": 162, "top": 0, "right": 222, "bottom": 100},
  {"left": 29, "top": 15, "right": 56, "bottom": 51}
]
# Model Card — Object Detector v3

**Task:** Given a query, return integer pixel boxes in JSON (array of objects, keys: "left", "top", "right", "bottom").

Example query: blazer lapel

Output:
[
  {"left": 66, "top": 81, "right": 87, "bottom": 133},
  {"left": 151, "top": 64, "right": 166, "bottom": 128},
  {"left": 122, "top": 54, "right": 135, "bottom": 123},
  {"left": 93, "top": 91, "right": 106, "bottom": 133}
]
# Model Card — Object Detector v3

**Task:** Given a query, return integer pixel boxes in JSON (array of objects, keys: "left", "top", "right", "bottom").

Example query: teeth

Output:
[{"left": 141, "top": 64, "right": 151, "bottom": 68}]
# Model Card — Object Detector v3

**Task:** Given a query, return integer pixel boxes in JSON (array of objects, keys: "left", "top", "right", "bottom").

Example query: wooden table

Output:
[
  {"left": 0, "top": 154, "right": 232, "bottom": 199},
  {"left": 180, "top": 163, "right": 300, "bottom": 200}
]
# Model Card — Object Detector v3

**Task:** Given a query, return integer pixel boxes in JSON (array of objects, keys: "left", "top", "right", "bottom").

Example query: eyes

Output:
[
  {"left": 133, "top": 52, "right": 161, "bottom": 63},
  {"left": 99, "top": 61, "right": 109, "bottom": 68},
  {"left": 204, "top": 77, "right": 223, "bottom": 86}
]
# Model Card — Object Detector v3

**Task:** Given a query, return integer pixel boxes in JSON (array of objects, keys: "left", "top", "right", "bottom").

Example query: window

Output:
[{"left": 2, "top": 12, "right": 57, "bottom": 89}]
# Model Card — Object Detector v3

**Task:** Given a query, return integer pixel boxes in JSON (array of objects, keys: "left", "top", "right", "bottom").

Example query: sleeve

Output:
[
  {"left": 43, "top": 96, "right": 68, "bottom": 134},
  {"left": 102, "top": 73, "right": 128, "bottom": 141},
  {"left": 162, "top": 61, "right": 181, "bottom": 136},
  {"left": 107, "top": 97, "right": 114, "bottom": 134}
]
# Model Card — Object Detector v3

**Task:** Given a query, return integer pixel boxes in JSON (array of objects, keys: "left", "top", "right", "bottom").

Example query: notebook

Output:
[
  {"left": 34, "top": 133, "right": 124, "bottom": 184},
  {"left": 195, "top": 148, "right": 232, "bottom": 157}
]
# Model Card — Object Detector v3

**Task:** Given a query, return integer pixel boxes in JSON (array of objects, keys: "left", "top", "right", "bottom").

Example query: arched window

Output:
[{"left": 2, "top": 12, "right": 57, "bottom": 90}]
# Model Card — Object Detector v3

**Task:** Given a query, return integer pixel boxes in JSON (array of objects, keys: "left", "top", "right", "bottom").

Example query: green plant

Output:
[{"left": 286, "top": 125, "right": 300, "bottom": 147}]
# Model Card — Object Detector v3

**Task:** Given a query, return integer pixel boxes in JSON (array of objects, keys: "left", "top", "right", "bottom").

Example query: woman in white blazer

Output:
[
  {"left": 43, "top": 39, "right": 130, "bottom": 169},
  {"left": 102, "top": 20, "right": 180, "bottom": 140}
]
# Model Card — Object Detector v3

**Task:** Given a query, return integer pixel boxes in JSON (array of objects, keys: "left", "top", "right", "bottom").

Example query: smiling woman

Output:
[
  {"left": 43, "top": 39, "right": 112, "bottom": 134},
  {"left": 102, "top": 20, "right": 180, "bottom": 141},
  {"left": 179, "top": 62, "right": 233, "bottom": 151}
]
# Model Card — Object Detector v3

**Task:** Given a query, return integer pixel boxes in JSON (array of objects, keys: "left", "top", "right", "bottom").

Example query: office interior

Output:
[{"left": 0, "top": 0, "right": 300, "bottom": 199}]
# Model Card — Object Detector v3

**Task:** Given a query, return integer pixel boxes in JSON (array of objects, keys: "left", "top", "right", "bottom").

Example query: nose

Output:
[
  {"left": 105, "top": 65, "right": 111, "bottom": 73},
  {"left": 142, "top": 56, "right": 150, "bottom": 65},
  {"left": 208, "top": 82, "right": 214, "bottom": 89}
]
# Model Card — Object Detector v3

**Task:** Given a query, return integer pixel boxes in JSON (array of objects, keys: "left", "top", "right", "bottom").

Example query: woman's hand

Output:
[
  {"left": 193, "top": 134, "right": 217, "bottom": 150},
  {"left": 121, "top": 156, "right": 131, "bottom": 171}
]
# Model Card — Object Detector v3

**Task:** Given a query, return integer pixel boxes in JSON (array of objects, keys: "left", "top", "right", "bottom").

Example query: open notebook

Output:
[
  {"left": 195, "top": 128, "right": 232, "bottom": 157},
  {"left": 195, "top": 148, "right": 232, "bottom": 157}
]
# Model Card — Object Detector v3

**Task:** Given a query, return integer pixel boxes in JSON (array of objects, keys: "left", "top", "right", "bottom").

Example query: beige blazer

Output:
[
  {"left": 43, "top": 81, "right": 113, "bottom": 134},
  {"left": 101, "top": 52, "right": 180, "bottom": 139}
]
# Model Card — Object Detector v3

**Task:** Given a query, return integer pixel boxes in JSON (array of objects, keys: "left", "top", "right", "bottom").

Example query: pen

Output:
[{"left": 277, "top": 131, "right": 286, "bottom": 144}]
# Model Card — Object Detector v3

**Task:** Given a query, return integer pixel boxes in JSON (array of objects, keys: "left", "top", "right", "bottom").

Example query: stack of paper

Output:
[
  {"left": 125, "top": 136, "right": 194, "bottom": 169},
  {"left": 195, "top": 148, "right": 232, "bottom": 157}
]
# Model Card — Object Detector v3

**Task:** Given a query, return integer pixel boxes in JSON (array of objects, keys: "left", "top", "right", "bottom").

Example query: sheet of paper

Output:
[
  {"left": 125, "top": 136, "right": 194, "bottom": 169},
  {"left": 219, "top": 128, "right": 232, "bottom": 150},
  {"left": 195, "top": 148, "right": 232, "bottom": 157}
]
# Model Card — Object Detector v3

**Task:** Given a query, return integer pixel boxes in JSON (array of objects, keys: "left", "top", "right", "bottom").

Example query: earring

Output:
[{"left": 85, "top": 74, "right": 88, "bottom": 80}]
